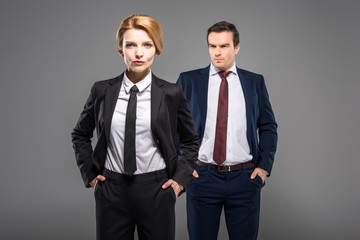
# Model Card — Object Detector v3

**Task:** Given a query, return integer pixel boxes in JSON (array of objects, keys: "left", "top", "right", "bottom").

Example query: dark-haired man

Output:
[{"left": 177, "top": 21, "right": 277, "bottom": 240}]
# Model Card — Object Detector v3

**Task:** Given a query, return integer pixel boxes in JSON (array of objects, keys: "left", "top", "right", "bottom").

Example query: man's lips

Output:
[{"left": 134, "top": 61, "right": 145, "bottom": 65}]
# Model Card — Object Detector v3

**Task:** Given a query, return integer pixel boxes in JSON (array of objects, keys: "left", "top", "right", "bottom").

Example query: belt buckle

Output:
[{"left": 217, "top": 165, "right": 231, "bottom": 172}]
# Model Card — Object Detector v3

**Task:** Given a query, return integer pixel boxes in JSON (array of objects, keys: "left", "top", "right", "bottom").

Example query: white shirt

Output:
[
  {"left": 104, "top": 71, "right": 166, "bottom": 174},
  {"left": 198, "top": 63, "right": 253, "bottom": 165}
]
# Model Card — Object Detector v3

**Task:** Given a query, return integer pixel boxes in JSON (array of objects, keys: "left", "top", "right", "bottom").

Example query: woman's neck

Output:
[{"left": 126, "top": 69, "right": 150, "bottom": 84}]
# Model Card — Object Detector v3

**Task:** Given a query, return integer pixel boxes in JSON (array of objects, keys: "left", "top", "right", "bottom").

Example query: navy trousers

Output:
[{"left": 186, "top": 165, "right": 264, "bottom": 240}]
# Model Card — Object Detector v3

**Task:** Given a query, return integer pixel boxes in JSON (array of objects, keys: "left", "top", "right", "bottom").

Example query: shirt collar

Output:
[
  {"left": 209, "top": 63, "right": 238, "bottom": 76},
  {"left": 123, "top": 71, "right": 152, "bottom": 94}
]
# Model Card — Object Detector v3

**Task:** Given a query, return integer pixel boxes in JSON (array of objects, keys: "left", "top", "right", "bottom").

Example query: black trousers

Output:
[{"left": 94, "top": 169, "right": 176, "bottom": 240}]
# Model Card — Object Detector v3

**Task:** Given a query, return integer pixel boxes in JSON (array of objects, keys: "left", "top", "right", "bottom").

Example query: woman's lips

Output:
[{"left": 134, "top": 61, "right": 145, "bottom": 65}]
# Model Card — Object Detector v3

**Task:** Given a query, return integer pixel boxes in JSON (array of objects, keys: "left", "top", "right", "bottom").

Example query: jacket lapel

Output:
[
  {"left": 236, "top": 68, "right": 252, "bottom": 143},
  {"left": 104, "top": 73, "right": 123, "bottom": 142},
  {"left": 150, "top": 74, "right": 164, "bottom": 138},
  {"left": 198, "top": 66, "right": 210, "bottom": 138}
]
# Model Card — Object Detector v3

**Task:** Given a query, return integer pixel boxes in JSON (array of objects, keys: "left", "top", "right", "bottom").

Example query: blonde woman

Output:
[{"left": 72, "top": 14, "right": 199, "bottom": 240}]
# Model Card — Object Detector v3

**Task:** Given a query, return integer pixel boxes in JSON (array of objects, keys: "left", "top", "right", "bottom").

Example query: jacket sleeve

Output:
[
  {"left": 71, "top": 84, "right": 99, "bottom": 187},
  {"left": 172, "top": 84, "right": 199, "bottom": 189},
  {"left": 256, "top": 76, "right": 278, "bottom": 176}
]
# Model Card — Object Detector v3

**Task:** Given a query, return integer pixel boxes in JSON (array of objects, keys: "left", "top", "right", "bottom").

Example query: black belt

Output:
[
  {"left": 195, "top": 160, "right": 254, "bottom": 172},
  {"left": 103, "top": 168, "right": 168, "bottom": 183}
]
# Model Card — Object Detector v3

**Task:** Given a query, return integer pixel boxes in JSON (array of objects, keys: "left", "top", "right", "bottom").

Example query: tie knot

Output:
[
  {"left": 218, "top": 71, "right": 231, "bottom": 80},
  {"left": 218, "top": 71, "right": 231, "bottom": 79},
  {"left": 130, "top": 85, "right": 139, "bottom": 93}
]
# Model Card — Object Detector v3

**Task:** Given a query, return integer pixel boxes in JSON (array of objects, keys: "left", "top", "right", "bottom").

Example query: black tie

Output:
[{"left": 124, "top": 85, "right": 139, "bottom": 175}]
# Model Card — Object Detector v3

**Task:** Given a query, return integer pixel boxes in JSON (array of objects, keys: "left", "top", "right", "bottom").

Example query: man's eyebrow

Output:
[{"left": 208, "top": 43, "right": 231, "bottom": 47}]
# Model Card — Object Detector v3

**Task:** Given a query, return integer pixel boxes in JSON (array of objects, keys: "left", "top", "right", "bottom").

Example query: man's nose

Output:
[{"left": 215, "top": 47, "right": 221, "bottom": 56}]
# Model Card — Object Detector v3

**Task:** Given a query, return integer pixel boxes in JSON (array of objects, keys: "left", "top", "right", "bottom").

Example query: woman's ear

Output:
[{"left": 118, "top": 49, "right": 124, "bottom": 58}]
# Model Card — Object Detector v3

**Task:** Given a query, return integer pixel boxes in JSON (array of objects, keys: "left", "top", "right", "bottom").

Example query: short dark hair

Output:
[{"left": 207, "top": 21, "right": 239, "bottom": 47}]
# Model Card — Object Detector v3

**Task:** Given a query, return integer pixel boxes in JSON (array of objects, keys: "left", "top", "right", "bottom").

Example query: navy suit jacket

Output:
[
  {"left": 177, "top": 65, "right": 277, "bottom": 175},
  {"left": 72, "top": 73, "right": 199, "bottom": 188}
]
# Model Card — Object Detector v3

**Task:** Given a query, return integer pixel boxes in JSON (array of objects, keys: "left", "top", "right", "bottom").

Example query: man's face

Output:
[{"left": 208, "top": 31, "right": 240, "bottom": 71}]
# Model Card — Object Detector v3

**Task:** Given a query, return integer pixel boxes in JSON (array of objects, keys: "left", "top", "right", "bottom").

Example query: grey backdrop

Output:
[{"left": 1, "top": 0, "right": 359, "bottom": 239}]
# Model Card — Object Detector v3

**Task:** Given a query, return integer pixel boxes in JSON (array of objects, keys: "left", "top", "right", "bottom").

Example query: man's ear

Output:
[{"left": 234, "top": 43, "right": 240, "bottom": 55}]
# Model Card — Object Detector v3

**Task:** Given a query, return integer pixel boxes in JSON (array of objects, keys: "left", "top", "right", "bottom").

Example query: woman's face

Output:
[{"left": 120, "top": 28, "right": 157, "bottom": 76}]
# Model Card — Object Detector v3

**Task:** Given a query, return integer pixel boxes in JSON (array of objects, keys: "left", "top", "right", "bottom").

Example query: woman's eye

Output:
[
  {"left": 144, "top": 43, "right": 153, "bottom": 47},
  {"left": 126, "top": 43, "right": 135, "bottom": 47}
]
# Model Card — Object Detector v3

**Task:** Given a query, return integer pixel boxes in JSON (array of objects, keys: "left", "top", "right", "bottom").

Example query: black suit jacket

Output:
[{"left": 72, "top": 73, "right": 199, "bottom": 188}]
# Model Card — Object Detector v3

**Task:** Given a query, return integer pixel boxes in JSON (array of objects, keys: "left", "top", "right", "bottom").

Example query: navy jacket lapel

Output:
[
  {"left": 236, "top": 68, "right": 252, "bottom": 145},
  {"left": 197, "top": 66, "right": 210, "bottom": 139}
]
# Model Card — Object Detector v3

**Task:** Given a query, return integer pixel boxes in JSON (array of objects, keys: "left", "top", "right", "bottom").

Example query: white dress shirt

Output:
[
  {"left": 104, "top": 71, "right": 166, "bottom": 174},
  {"left": 198, "top": 63, "right": 253, "bottom": 165}
]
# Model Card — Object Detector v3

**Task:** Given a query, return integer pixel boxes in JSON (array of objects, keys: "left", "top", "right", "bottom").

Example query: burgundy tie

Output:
[{"left": 213, "top": 71, "right": 231, "bottom": 166}]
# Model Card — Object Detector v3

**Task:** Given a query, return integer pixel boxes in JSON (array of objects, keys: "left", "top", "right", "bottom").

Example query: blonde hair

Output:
[{"left": 116, "top": 14, "right": 163, "bottom": 55}]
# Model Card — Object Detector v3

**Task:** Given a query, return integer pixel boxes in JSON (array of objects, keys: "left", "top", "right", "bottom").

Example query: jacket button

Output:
[{"left": 156, "top": 139, "right": 160, "bottom": 145}]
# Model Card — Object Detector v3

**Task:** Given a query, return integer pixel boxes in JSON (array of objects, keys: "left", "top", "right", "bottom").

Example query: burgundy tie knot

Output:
[{"left": 218, "top": 71, "right": 231, "bottom": 80}]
